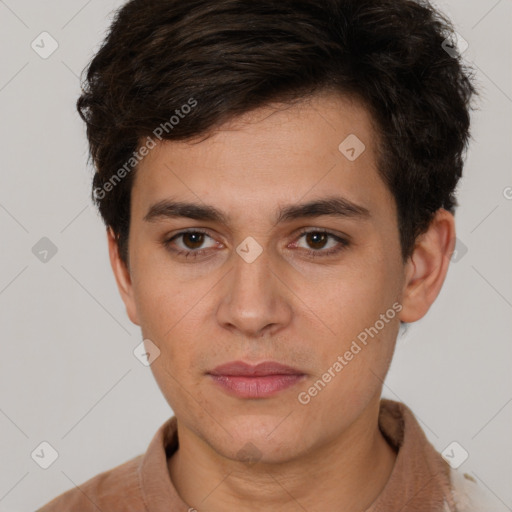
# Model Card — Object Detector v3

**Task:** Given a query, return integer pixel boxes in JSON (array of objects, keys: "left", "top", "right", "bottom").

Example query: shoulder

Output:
[
  {"left": 448, "top": 468, "right": 510, "bottom": 512},
  {"left": 36, "top": 454, "right": 145, "bottom": 512}
]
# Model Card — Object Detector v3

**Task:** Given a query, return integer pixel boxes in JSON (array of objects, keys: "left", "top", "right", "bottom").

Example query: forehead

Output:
[{"left": 131, "top": 92, "right": 395, "bottom": 228}]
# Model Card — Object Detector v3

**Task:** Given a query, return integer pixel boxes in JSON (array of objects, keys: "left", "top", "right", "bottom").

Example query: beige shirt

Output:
[{"left": 36, "top": 399, "right": 494, "bottom": 511}]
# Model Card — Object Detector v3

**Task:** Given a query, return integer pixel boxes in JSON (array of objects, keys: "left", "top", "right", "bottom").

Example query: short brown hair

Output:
[{"left": 77, "top": 0, "right": 478, "bottom": 266}]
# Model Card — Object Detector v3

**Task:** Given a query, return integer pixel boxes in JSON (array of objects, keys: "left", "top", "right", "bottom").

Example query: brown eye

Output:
[
  {"left": 163, "top": 229, "right": 218, "bottom": 258},
  {"left": 305, "top": 232, "right": 329, "bottom": 250},
  {"left": 181, "top": 232, "right": 206, "bottom": 250},
  {"left": 293, "top": 229, "right": 349, "bottom": 258}
]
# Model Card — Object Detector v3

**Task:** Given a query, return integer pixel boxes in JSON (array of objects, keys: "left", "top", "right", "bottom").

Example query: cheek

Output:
[
  {"left": 131, "top": 275, "right": 184, "bottom": 366},
  {"left": 299, "top": 260, "right": 396, "bottom": 340},
  {"left": 131, "top": 248, "right": 187, "bottom": 325},
  {"left": 308, "top": 255, "right": 401, "bottom": 380}
]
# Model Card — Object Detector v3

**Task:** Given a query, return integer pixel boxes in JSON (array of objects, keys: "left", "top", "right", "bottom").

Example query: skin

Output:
[{"left": 108, "top": 91, "right": 455, "bottom": 511}]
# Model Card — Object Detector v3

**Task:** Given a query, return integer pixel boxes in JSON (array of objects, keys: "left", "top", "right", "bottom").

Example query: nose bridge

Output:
[
  {"left": 232, "top": 243, "right": 271, "bottom": 300},
  {"left": 217, "top": 240, "right": 291, "bottom": 336}
]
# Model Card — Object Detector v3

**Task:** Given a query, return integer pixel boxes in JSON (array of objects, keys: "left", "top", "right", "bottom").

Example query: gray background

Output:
[{"left": 0, "top": 0, "right": 511, "bottom": 510}]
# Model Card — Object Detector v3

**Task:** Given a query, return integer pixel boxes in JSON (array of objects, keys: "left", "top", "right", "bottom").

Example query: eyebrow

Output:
[{"left": 143, "top": 196, "right": 371, "bottom": 226}]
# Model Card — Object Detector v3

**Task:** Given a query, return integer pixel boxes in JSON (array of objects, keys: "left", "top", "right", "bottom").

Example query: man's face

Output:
[{"left": 121, "top": 92, "right": 409, "bottom": 463}]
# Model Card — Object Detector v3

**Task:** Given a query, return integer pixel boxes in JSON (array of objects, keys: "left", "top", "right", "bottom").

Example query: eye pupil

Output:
[
  {"left": 183, "top": 232, "right": 204, "bottom": 249},
  {"left": 307, "top": 232, "right": 327, "bottom": 249}
]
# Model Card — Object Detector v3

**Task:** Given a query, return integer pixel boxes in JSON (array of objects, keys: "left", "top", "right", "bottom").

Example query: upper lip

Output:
[{"left": 208, "top": 361, "right": 304, "bottom": 377}]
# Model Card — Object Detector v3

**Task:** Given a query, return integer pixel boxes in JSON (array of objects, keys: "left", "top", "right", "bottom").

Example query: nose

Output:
[{"left": 216, "top": 245, "right": 293, "bottom": 339}]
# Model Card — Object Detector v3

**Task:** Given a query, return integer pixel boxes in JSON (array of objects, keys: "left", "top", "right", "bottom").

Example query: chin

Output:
[{"left": 215, "top": 419, "right": 307, "bottom": 463}]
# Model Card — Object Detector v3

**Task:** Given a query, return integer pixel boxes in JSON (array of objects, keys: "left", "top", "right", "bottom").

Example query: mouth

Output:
[{"left": 207, "top": 361, "right": 306, "bottom": 399}]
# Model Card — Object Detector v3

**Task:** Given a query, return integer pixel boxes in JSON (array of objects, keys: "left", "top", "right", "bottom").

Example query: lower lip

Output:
[{"left": 208, "top": 374, "right": 305, "bottom": 398}]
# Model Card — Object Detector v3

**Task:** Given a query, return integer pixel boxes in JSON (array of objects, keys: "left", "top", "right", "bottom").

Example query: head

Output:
[{"left": 78, "top": 0, "right": 476, "bottom": 463}]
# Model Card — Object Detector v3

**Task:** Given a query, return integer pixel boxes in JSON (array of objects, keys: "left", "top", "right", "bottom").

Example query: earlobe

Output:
[
  {"left": 107, "top": 227, "right": 140, "bottom": 326},
  {"left": 399, "top": 209, "right": 456, "bottom": 323}
]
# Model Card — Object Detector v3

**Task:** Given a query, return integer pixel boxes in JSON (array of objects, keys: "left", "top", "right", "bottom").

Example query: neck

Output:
[{"left": 168, "top": 398, "right": 396, "bottom": 512}]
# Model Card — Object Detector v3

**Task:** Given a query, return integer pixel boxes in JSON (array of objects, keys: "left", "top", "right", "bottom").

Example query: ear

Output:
[
  {"left": 399, "top": 208, "right": 456, "bottom": 323},
  {"left": 107, "top": 227, "right": 140, "bottom": 326}
]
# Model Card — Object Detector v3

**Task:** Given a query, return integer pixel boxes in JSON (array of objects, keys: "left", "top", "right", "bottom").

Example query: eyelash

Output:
[{"left": 162, "top": 228, "right": 349, "bottom": 260}]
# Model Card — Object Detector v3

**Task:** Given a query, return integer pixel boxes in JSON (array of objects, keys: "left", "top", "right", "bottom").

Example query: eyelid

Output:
[
  {"left": 293, "top": 226, "right": 350, "bottom": 242},
  {"left": 165, "top": 228, "right": 219, "bottom": 249},
  {"left": 289, "top": 227, "right": 350, "bottom": 256}
]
